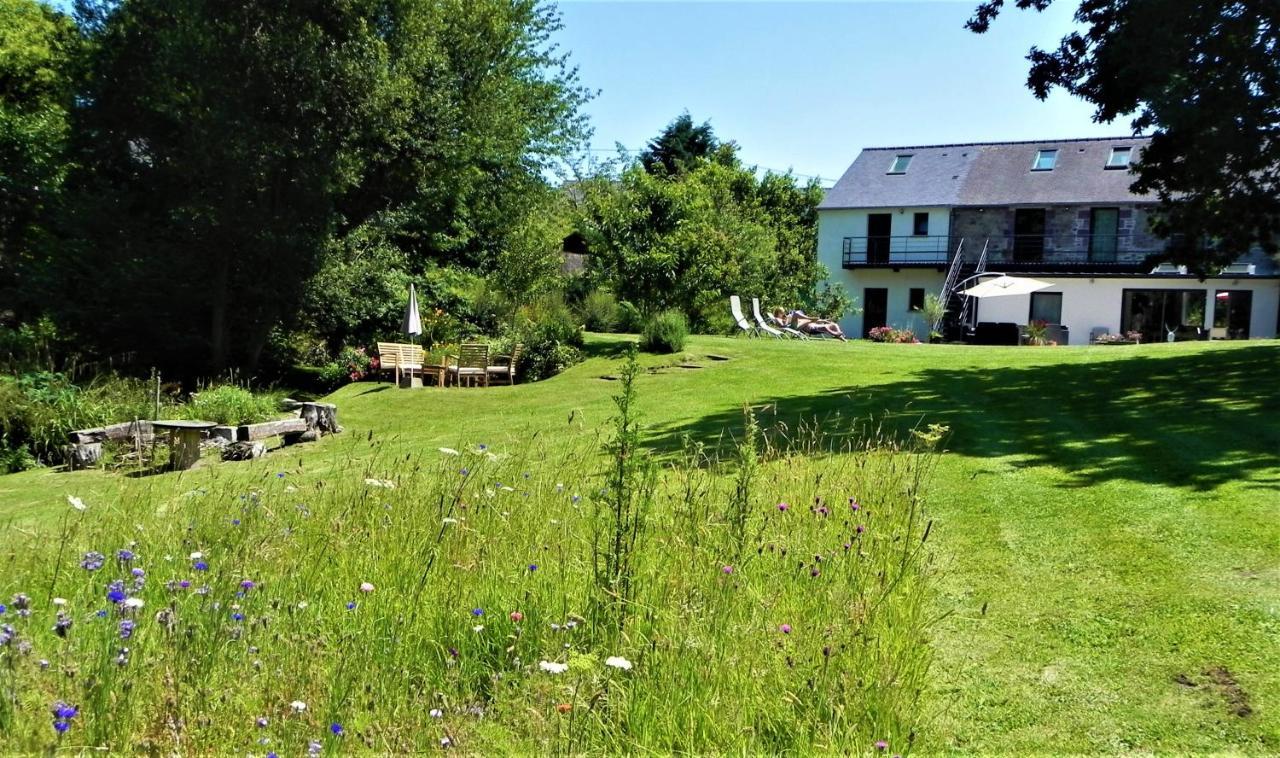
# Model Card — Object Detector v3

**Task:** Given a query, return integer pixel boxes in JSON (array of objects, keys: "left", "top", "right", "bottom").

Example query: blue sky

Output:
[{"left": 555, "top": 1, "right": 1132, "bottom": 185}]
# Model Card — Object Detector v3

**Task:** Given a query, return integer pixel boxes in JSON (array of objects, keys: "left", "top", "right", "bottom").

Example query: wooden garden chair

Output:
[
  {"left": 447, "top": 343, "right": 489, "bottom": 387},
  {"left": 487, "top": 344, "right": 523, "bottom": 386}
]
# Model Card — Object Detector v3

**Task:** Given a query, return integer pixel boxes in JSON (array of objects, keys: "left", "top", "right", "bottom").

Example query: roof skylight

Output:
[
  {"left": 1031, "top": 149, "right": 1058, "bottom": 171},
  {"left": 888, "top": 154, "right": 913, "bottom": 174}
]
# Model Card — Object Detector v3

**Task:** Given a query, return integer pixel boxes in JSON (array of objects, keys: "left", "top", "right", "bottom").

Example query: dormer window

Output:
[
  {"left": 1031, "top": 149, "right": 1058, "bottom": 171},
  {"left": 888, "top": 154, "right": 913, "bottom": 174},
  {"left": 1106, "top": 146, "right": 1132, "bottom": 169}
]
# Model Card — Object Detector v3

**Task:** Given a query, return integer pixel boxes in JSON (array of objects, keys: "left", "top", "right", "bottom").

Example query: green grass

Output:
[{"left": 1, "top": 335, "right": 1278, "bottom": 752}]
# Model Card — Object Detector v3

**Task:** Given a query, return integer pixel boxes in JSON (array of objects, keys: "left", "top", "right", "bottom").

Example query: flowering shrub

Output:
[{"left": 866, "top": 326, "right": 918, "bottom": 343}]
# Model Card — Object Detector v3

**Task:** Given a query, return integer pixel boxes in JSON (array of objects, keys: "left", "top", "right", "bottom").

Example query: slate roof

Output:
[{"left": 819, "top": 136, "right": 1153, "bottom": 210}]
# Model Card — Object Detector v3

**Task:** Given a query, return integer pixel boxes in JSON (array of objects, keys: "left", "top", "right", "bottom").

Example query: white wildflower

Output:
[
  {"left": 359, "top": 582, "right": 375, "bottom": 593},
  {"left": 189, "top": 551, "right": 203, "bottom": 560},
  {"left": 605, "top": 656, "right": 633, "bottom": 671},
  {"left": 442, "top": 517, "right": 458, "bottom": 525},
  {"left": 52, "top": 597, "right": 68, "bottom": 606},
  {"left": 124, "top": 597, "right": 144, "bottom": 609},
  {"left": 472, "top": 624, "right": 484, "bottom": 633},
  {"left": 538, "top": 661, "right": 569, "bottom": 674},
  {"left": 364, "top": 478, "right": 395, "bottom": 489},
  {"left": 438, "top": 447, "right": 460, "bottom": 456},
  {"left": 429, "top": 708, "right": 443, "bottom": 719},
  {"left": 67, "top": 496, "right": 86, "bottom": 511},
  {"left": 290, "top": 700, "right": 307, "bottom": 713}
]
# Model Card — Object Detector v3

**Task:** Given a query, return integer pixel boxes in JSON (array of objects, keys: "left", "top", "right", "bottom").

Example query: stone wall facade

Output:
[{"left": 950, "top": 204, "right": 1163, "bottom": 264}]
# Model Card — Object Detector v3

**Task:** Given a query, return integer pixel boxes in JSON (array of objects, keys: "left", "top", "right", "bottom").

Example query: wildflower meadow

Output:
[{"left": 0, "top": 352, "right": 940, "bottom": 753}]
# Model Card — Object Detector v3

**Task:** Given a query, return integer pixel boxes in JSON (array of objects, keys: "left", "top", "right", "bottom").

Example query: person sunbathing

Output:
[{"left": 772, "top": 307, "right": 847, "bottom": 341}]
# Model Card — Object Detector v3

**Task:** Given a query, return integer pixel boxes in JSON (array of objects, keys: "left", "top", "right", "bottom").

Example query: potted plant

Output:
[
  {"left": 1025, "top": 319, "right": 1049, "bottom": 346},
  {"left": 919, "top": 293, "right": 947, "bottom": 344}
]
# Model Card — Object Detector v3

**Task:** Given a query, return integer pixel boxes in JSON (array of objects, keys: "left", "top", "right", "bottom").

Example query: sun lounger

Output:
[{"left": 730, "top": 296, "right": 760, "bottom": 337}]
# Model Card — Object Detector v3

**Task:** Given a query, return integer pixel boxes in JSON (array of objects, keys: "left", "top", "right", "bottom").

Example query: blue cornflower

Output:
[
  {"left": 106, "top": 589, "right": 126, "bottom": 603},
  {"left": 232, "top": 519, "right": 241, "bottom": 526},
  {"left": 52, "top": 720, "right": 70, "bottom": 733},
  {"left": 460, "top": 468, "right": 469, "bottom": 477},
  {"left": 471, "top": 608, "right": 484, "bottom": 617},
  {"left": 0, "top": 604, "right": 6, "bottom": 614},
  {"left": 528, "top": 564, "right": 538, "bottom": 572},
  {"left": 267, "top": 753, "right": 278, "bottom": 758},
  {"left": 118, "top": 620, "right": 134, "bottom": 639},
  {"left": 477, "top": 444, "right": 487, "bottom": 450},
  {"left": 193, "top": 561, "right": 209, "bottom": 571},
  {"left": 276, "top": 472, "right": 286, "bottom": 479},
  {"left": 179, "top": 580, "right": 191, "bottom": 589},
  {"left": 80, "top": 552, "right": 105, "bottom": 571},
  {"left": 231, "top": 613, "right": 244, "bottom": 622},
  {"left": 240, "top": 580, "right": 255, "bottom": 590},
  {"left": 571, "top": 495, "right": 581, "bottom": 504},
  {"left": 52, "top": 702, "right": 77, "bottom": 719},
  {"left": 95, "top": 610, "right": 108, "bottom": 618},
  {"left": 330, "top": 723, "right": 344, "bottom": 736},
  {"left": 346, "top": 602, "right": 356, "bottom": 610},
  {"left": 116, "top": 549, "right": 135, "bottom": 563},
  {"left": 131, "top": 568, "right": 145, "bottom": 578}
]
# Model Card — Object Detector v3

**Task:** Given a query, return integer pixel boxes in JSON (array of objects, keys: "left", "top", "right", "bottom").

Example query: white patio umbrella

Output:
[
  {"left": 961, "top": 274, "right": 1054, "bottom": 299},
  {"left": 401, "top": 283, "right": 422, "bottom": 342}
]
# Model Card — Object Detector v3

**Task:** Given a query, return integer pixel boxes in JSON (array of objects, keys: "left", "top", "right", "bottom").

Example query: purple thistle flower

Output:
[
  {"left": 875, "top": 740, "right": 889, "bottom": 751},
  {"left": 448, "top": 647, "right": 458, "bottom": 659},
  {"left": 777, "top": 502, "right": 789, "bottom": 512},
  {"left": 80, "top": 552, "right": 105, "bottom": 571},
  {"left": 722, "top": 565, "right": 734, "bottom": 574},
  {"left": 779, "top": 623, "right": 792, "bottom": 634},
  {"left": 856, "top": 525, "right": 865, "bottom": 534}
]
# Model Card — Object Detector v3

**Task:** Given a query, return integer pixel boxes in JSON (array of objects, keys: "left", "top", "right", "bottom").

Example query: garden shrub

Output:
[
  {"left": 0, "top": 373, "right": 163, "bottom": 465},
  {"left": 616, "top": 300, "right": 645, "bottom": 333},
  {"left": 579, "top": 288, "right": 620, "bottom": 332},
  {"left": 183, "top": 385, "right": 280, "bottom": 426},
  {"left": 867, "top": 326, "right": 918, "bottom": 344},
  {"left": 513, "top": 295, "right": 585, "bottom": 381},
  {"left": 641, "top": 309, "right": 688, "bottom": 353}
]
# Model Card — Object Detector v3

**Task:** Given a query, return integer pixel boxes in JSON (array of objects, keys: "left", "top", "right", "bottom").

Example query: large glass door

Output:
[
  {"left": 1213, "top": 290, "right": 1252, "bottom": 339},
  {"left": 1089, "top": 208, "right": 1119, "bottom": 262},
  {"left": 1013, "top": 208, "right": 1046, "bottom": 262},
  {"left": 1121, "top": 289, "right": 1208, "bottom": 342}
]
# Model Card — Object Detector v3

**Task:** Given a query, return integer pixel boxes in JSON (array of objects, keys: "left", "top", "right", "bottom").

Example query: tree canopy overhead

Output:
[{"left": 969, "top": 0, "right": 1280, "bottom": 272}]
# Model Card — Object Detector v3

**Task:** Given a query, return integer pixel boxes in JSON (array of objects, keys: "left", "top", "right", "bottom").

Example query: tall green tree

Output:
[
  {"left": 575, "top": 143, "right": 824, "bottom": 332},
  {"left": 0, "top": 0, "right": 78, "bottom": 318},
  {"left": 50, "top": 0, "right": 588, "bottom": 373},
  {"left": 969, "top": 0, "right": 1280, "bottom": 271},
  {"left": 639, "top": 112, "right": 719, "bottom": 177}
]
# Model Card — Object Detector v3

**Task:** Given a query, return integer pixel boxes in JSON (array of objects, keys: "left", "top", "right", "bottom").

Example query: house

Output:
[{"left": 817, "top": 136, "right": 1280, "bottom": 344}]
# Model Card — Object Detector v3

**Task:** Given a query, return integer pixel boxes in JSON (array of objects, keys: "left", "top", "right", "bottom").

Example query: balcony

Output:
[
  {"left": 975, "top": 234, "right": 1161, "bottom": 273},
  {"left": 841, "top": 235, "right": 953, "bottom": 268}
]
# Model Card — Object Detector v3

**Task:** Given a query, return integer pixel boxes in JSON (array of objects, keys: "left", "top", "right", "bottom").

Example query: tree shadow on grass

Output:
[{"left": 646, "top": 344, "right": 1280, "bottom": 491}]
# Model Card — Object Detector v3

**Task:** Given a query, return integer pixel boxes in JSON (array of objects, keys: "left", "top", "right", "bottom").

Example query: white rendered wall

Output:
[
  {"left": 823, "top": 268, "right": 947, "bottom": 338},
  {"left": 817, "top": 207, "right": 952, "bottom": 261},
  {"left": 972, "top": 276, "right": 1280, "bottom": 344}
]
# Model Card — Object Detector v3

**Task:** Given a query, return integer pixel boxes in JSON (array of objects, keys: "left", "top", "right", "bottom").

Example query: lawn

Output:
[{"left": 1, "top": 335, "right": 1277, "bottom": 752}]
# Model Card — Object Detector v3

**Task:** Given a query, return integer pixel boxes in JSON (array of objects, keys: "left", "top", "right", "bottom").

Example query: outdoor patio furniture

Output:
[
  {"left": 448, "top": 343, "right": 490, "bottom": 387},
  {"left": 730, "top": 296, "right": 759, "bottom": 337},
  {"left": 152, "top": 419, "right": 217, "bottom": 470},
  {"left": 1089, "top": 326, "right": 1110, "bottom": 344},
  {"left": 752, "top": 297, "right": 804, "bottom": 339},
  {"left": 487, "top": 344, "right": 523, "bottom": 386},
  {"left": 376, "top": 341, "right": 426, "bottom": 388},
  {"left": 972, "top": 322, "right": 1020, "bottom": 345}
]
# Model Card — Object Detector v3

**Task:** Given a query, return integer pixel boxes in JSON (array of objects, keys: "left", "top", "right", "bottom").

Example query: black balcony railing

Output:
[
  {"left": 977, "top": 234, "right": 1161, "bottom": 272},
  {"left": 841, "top": 235, "right": 953, "bottom": 267}
]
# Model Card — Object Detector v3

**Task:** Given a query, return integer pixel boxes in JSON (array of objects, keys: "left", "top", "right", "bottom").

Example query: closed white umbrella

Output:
[
  {"left": 401, "top": 283, "right": 422, "bottom": 341},
  {"left": 961, "top": 274, "right": 1054, "bottom": 299}
]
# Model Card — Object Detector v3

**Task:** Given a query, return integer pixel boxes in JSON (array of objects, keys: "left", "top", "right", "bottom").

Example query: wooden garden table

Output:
[{"left": 152, "top": 420, "right": 217, "bottom": 470}]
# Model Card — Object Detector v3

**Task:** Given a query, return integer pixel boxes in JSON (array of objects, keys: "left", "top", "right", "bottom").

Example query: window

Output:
[
  {"left": 1121, "top": 289, "right": 1207, "bottom": 343},
  {"left": 912, "top": 212, "right": 929, "bottom": 236},
  {"left": 909, "top": 288, "right": 925, "bottom": 311},
  {"left": 1031, "top": 149, "right": 1058, "bottom": 171},
  {"left": 1029, "top": 292, "right": 1062, "bottom": 324},
  {"left": 1106, "top": 147, "right": 1132, "bottom": 169},
  {"left": 888, "top": 154, "right": 913, "bottom": 174}
]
